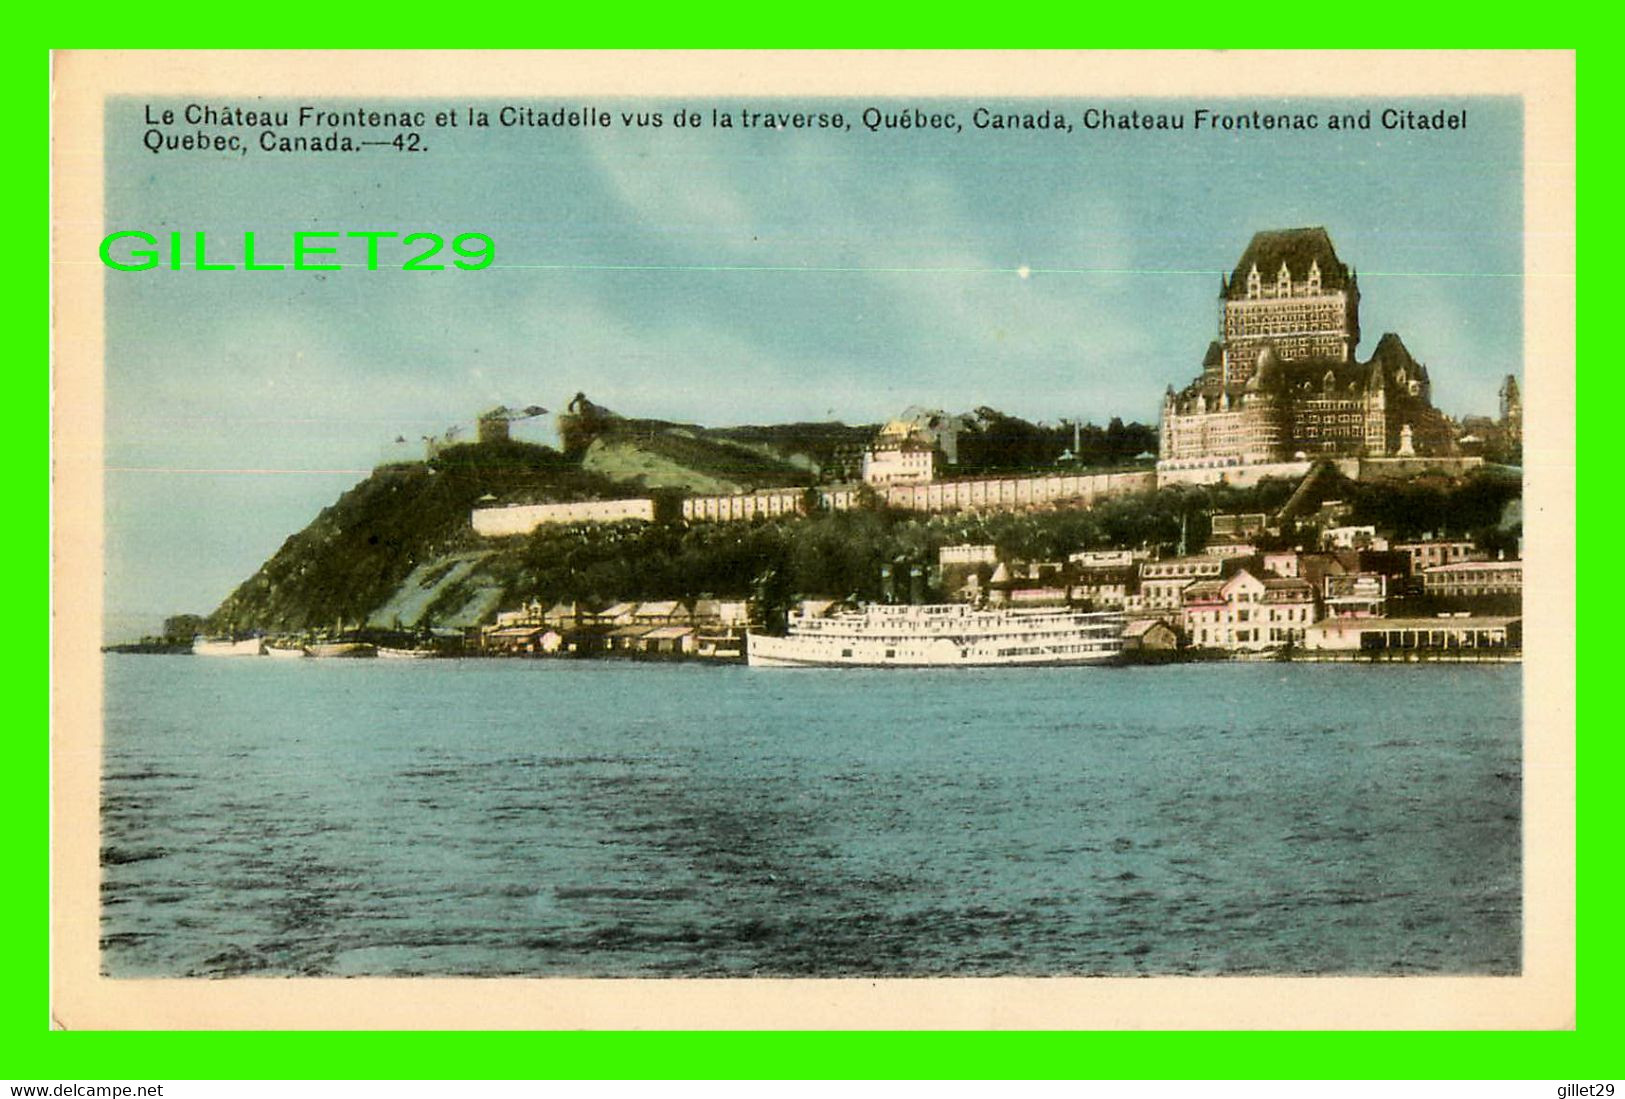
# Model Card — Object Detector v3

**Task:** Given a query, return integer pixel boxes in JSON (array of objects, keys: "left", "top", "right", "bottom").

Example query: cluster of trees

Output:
[
  {"left": 955, "top": 408, "right": 1158, "bottom": 473},
  {"left": 1336, "top": 470, "right": 1523, "bottom": 556}
]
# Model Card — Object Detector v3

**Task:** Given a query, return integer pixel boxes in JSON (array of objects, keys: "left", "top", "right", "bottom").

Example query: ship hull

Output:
[
  {"left": 306, "top": 642, "right": 376, "bottom": 658},
  {"left": 192, "top": 637, "right": 263, "bottom": 657},
  {"left": 746, "top": 641, "right": 1119, "bottom": 668},
  {"left": 746, "top": 606, "right": 1124, "bottom": 668}
]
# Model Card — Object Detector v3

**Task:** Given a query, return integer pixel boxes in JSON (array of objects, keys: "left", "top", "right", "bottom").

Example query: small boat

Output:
[
  {"left": 377, "top": 645, "right": 436, "bottom": 659},
  {"left": 264, "top": 643, "right": 308, "bottom": 659},
  {"left": 306, "top": 641, "right": 376, "bottom": 658},
  {"left": 192, "top": 636, "right": 263, "bottom": 657}
]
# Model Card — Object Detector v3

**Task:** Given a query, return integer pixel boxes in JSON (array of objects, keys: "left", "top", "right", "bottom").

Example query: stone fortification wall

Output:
[{"left": 472, "top": 498, "right": 655, "bottom": 537}]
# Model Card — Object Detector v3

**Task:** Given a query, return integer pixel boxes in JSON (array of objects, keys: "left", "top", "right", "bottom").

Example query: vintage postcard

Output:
[{"left": 50, "top": 50, "right": 1575, "bottom": 1029}]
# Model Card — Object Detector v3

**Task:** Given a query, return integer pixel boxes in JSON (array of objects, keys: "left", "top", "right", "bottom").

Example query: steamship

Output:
[{"left": 746, "top": 603, "right": 1124, "bottom": 668}]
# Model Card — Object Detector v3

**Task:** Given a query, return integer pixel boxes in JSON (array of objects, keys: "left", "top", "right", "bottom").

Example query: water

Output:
[{"left": 100, "top": 655, "right": 1521, "bottom": 977}]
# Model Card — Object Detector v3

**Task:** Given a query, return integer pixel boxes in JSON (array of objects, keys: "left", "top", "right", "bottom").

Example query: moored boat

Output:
[
  {"left": 264, "top": 643, "right": 308, "bottom": 659},
  {"left": 306, "top": 641, "right": 376, "bottom": 658},
  {"left": 747, "top": 603, "right": 1125, "bottom": 668},
  {"left": 377, "top": 645, "right": 436, "bottom": 659},
  {"left": 192, "top": 636, "right": 263, "bottom": 657}
]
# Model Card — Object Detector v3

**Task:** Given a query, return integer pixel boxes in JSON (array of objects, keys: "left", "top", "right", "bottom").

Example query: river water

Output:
[{"left": 99, "top": 655, "right": 1521, "bottom": 977}]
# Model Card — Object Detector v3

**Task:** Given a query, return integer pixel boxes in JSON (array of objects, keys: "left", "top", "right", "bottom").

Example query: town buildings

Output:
[{"left": 482, "top": 597, "right": 751, "bottom": 658}]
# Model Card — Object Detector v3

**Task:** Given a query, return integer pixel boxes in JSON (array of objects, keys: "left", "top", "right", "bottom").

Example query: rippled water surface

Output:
[{"left": 101, "top": 655, "right": 1520, "bottom": 977}]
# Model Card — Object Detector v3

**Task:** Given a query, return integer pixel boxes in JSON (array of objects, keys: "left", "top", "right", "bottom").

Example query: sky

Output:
[{"left": 101, "top": 95, "right": 1524, "bottom": 634}]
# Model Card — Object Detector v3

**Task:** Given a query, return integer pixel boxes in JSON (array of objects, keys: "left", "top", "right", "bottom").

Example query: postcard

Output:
[{"left": 50, "top": 50, "right": 1575, "bottom": 1029}]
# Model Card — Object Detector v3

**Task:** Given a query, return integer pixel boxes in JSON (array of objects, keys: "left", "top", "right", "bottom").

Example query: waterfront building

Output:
[
  {"left": 1181, "top": 569, "right": 1316, "bottom": 651},
  {"left": 632, "top": 600, "right": 691, "bottom": 626},
  {"left": 1262, "top": 578, "right": 1317, "bottom": 645},
  {"left": 1122, "top": 618, "right": 1180, "bottom": 652},
  {"left": 484, "top": 624, "right": 549, "bottom": 653},
  {"left": 1306, "top": 615, "right": 1521, "bottom": 653},
  {"left": 691, "top": 599, "right": 750, "bottom": 628},
  {"left": 1422, "top": 559, "right": 1523, "bottom": 598},
  {"left": 1159, "top": 228, "right": 1457, "bottom": 474},
  {"left": 543, "top": 601, "right": 582, "bottom": 628},
  {"left": 589, "top": 602, "right": 639, "bottom": 627}
]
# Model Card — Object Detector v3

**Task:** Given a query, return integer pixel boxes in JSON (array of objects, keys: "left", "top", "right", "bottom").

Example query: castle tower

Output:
[
  {"left": 1499, "top": 374, "right": 1522, "bottom": 443},
  {"left": 1218, "top": 228, "right": 1360, "bottom": 389}
]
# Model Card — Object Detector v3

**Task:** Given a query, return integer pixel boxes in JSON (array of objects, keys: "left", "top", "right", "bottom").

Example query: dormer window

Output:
[
  {"left": 1246, "top": 264, "right": 1261, "bottom": 299},
  {"left": 1307, "top": 260, "right": 1321, "bottom": 293},
  {"left": 1277, "top": 263, "right": 1292, "bottom": 295}
]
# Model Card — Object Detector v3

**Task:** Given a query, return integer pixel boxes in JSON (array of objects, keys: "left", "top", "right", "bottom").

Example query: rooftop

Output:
[
  {"left": 1312, "top": 616, "right": 1521, "bottom": 631},
  {"left": 1425, "top": 560, "right": 1521, "bottom": 573},
  {"left": 1226, "top": 227, "right": 1351, "bottom": 299}
]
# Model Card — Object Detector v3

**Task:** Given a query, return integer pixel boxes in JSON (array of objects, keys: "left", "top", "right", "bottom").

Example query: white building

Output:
[
  {"left": 862, "top": 438, "right": 936, "bottom": 485},
  {"left": 1306, "top": 615, "right": 1521, "bottom": 653},
  {"left": 1133, "top": 556, "right": 1224, "bottom": 614},
  {"left": 1182, "top": 569, "right": 1316, "bottom": 651}
]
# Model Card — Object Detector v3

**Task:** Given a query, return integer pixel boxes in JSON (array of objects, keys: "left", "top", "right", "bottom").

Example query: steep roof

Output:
[
  {"left": 1226, "top": 228, "right": 1351, "bottom": 299},
  {"left": 1367, "top": 332, "right": 1428, "bottom": 381},
  {"left": 1123, "top": 619, "right": 1175, "bottom": 638}
]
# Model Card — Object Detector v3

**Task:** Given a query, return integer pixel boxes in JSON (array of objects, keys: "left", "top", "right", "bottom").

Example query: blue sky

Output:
[{"left": 103, "top": 95, "right": 1523, "bottom": 633}]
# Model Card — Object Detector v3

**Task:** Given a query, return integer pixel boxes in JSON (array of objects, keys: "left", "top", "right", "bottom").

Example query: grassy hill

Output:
[
  {"left": 580, "top": 419, "right": 827, "bottom": 492},
  {"left": 206, "top": 441, "right": 631, "bottom": 633}
]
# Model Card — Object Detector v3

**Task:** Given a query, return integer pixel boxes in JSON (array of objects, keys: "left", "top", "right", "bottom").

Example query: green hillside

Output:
[
  {"left": 583, "top": 426, "right": 815, "bottom": 493},
  {"left": 206, "top": 441, "right": 630, "bottom": 632}
]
